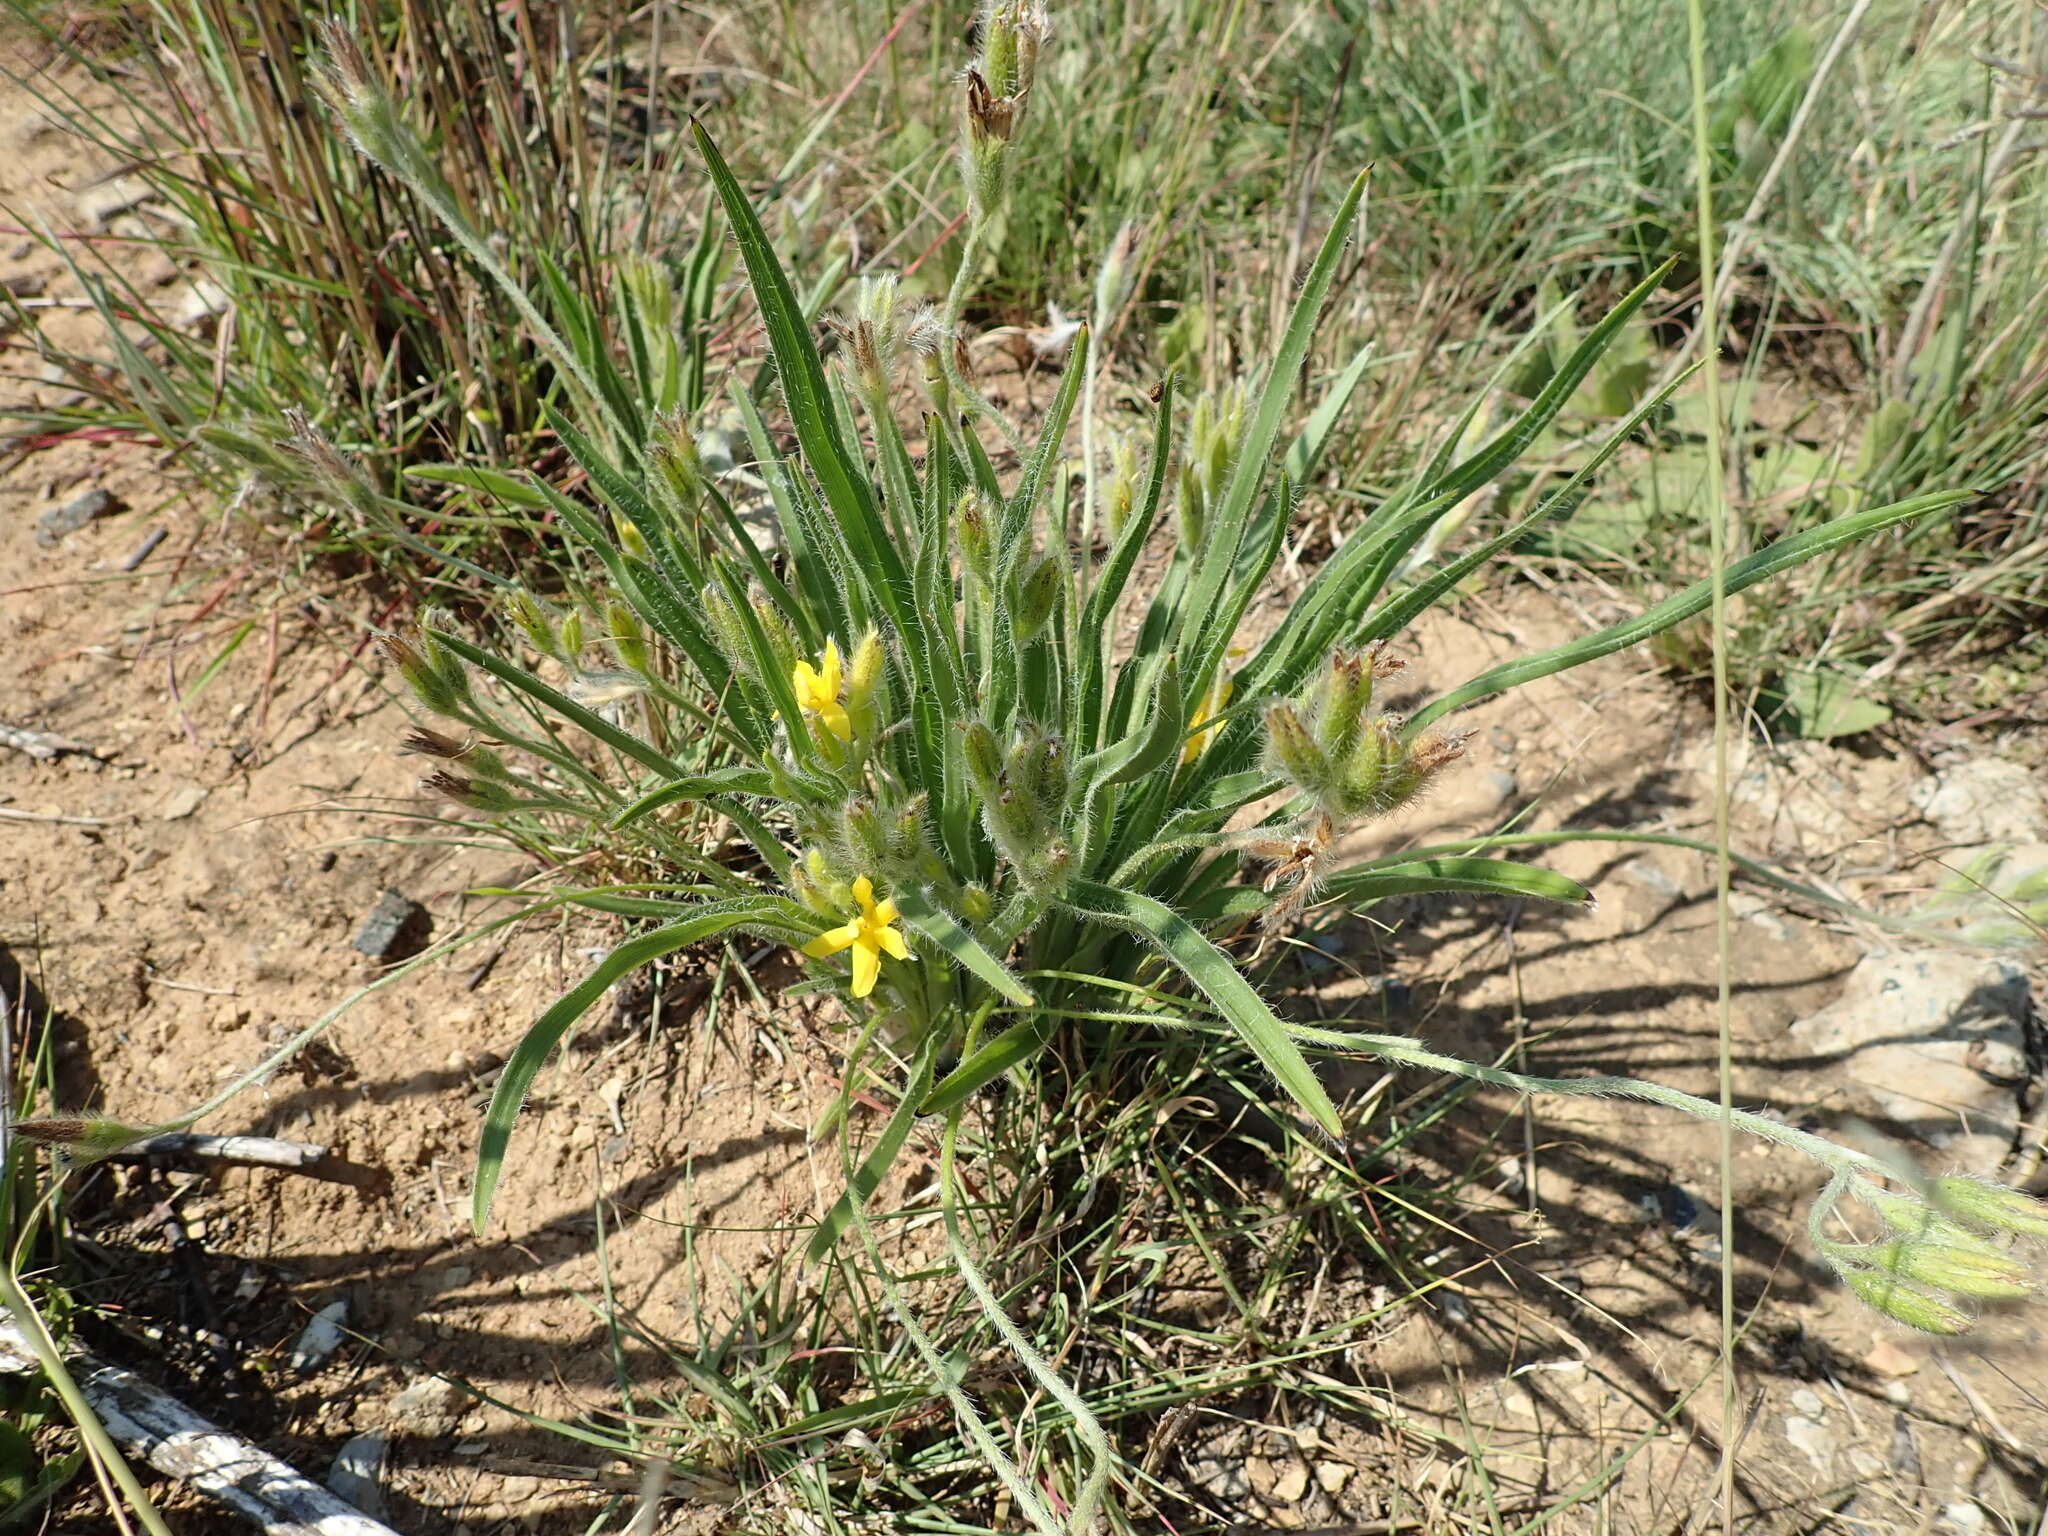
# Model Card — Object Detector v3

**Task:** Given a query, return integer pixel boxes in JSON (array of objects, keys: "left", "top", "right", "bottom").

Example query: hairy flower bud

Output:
[
  {"left": 652, "top": 409, "right": 705, "bottom": 514},
  {"left": 1872, "top": 1234, "right": 2032, "bottom": 1300},
  {"left": 1261, "top": 702, "right": 1331, "bottom": 800},
  {"left": 749, "top": 585, "right": 802, "bottom": 686},
  {"left": 381, "top": 632, "right": 463, "bottom": 716},
  {"left": 702, "top": 582, "right": 754, "bottom": 685},
  {"left": 558, "top": 608, "right": 586, "bottom": 663},
  {"left": 423, "top": 770, "right": 520, "bottom": 813},
  {"left": 957, "top": 491, "right": 995, "bottom": 588},
  {"left": 842, "top": 798, "right": 891, "bottom": 871},
  {"left": 606, "top": 600, "right": 650, "bottom": 675},
  {"left": 11, "top": 1115, "right": 152, "bottom": 1162},
  {"left": 1840, "top": 1267, "right": 1971, "bottom": 1335},
  {"left": 1014, "top": 553, "right": 1062, "bottom": 642},
  {"left": 846, "top": 628, "right": 887, "bottom": 740},
  {"left": 507, "top": 590, "right": 561, "bottom": 659},
  {"left": 1105, "top": 432, "right": 1140, "bottom": 538},
  {"left": 960, "top": 882, "right": 994, "bottom": 924},
  {"left": 1932, "top": 1177, "right": 2048, "bottom": 1238},
  {"left": 961, "top": 719, "right": 1006, "bottom": 800}
]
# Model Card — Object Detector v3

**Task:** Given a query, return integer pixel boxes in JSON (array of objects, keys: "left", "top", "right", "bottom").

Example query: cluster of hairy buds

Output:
[
  {"left": 961, "top": 717, "right": 1072, "bottom": 889},
  {"left": 379, "top": 620, "right": 472, "bottom": 717},
  {"left": 1178, "top": 384, "right": 1245, "bottom": 549},
  {"left": 1819, "top": 1176, "right": 2047, "bottom": 1335},
  {"left": 962, "top": 2, "right": 1051, "bottom": 214},
  {"left": 794, "top": 793, "right": 949, "bottom": 920},
  {"left": 1261, "top": 645, "right": 1467, "bottom": 826}
]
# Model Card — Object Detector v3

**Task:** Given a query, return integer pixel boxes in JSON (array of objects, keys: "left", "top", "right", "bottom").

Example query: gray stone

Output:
[
  {"left": 1788, "top": 949, "right": 2031, "bottom": 1158},
  {"left": 36, "top": 488, "right": 117, "bottom": 546},
  {"left": 1911, "top": 758, "right": 2048, "bottom": 846},
  {"left": 352, "top": 889, "right": 431, "bottom": 962},
  {"left": 326, "top": 1431, "right": 389, "bottom": 1518},
  {"left": 388, "top": 1375, "right": 467, "bottom": 1437}
]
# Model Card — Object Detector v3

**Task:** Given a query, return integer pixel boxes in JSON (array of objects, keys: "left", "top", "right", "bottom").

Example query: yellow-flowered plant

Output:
[{"left": 297, "top": 1, "right": 2008, "bottom": 1371}]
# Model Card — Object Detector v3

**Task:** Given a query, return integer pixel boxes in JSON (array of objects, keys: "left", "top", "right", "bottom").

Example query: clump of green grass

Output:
[{"left": 1, "top": 0, "right": 725, "bottom": 569}]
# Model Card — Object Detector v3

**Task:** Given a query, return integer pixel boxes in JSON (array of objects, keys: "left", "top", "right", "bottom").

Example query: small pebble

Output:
[
  {"left": 36, "top": 488, "right": 117, "bottom": 547},
  {"left": 289, "top": 1298, "right": 351, "bottom": 1373},
  {"left": 352, "top": 889, "right": 431, "bottom": 962}
]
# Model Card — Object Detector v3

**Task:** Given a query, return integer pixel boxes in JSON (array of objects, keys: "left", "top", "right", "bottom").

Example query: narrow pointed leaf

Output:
[
  {"left": 1060, "top": 879, "right": 1343, "bottom": 1136},
  {"left": 891, "top": 887, "right": 1036, "bottom": 1007}
]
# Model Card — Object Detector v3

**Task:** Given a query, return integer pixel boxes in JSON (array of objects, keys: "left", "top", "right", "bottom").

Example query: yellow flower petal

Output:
[
  {"left": 818, "top": 701, "right": 852, "bottom": 741},
  {"left": 871, "top": 898, "right": 900, "bottom": 927},
  {"left": 877, "top": 926, "right": 911, "bottom": 962},
  {"left": 820, "top": 639, "right": 843, "bottom": 697},
  {"left": 850, "top": 941, "right": 880, "bottom": 998},
  {"left": 852, "top": 876, "right": 876, "bottom": 912},
  {"left": 802, "top": 923, "right": 860, "bottom": 958}
]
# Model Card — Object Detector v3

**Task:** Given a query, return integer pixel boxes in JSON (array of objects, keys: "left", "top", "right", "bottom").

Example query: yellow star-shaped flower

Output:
[
  {"left": 792, "top": 640, "right": 852, "bottom": 742},
  {"left": 801, "top": 876, "right": 911, "bottom": 999}
]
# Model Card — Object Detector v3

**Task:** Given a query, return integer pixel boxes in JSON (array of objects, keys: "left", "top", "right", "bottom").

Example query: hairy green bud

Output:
[
  {"left": 381, "top": 632, "right": 463, "bottom": 716},
  {"left": 957, "top": 491, "right": 995, "bottom": 588},
  {"left": 507, "top": 590, "right": 561, "bottom": 659},
  {"left": 960, "top": 882, "right": 994, "bottom": 924},
  {"left": 990, "top": 787, "right": 1045, "bottom": 850},
  {"left": 1872, "top": 1235, "right": 2032, "bottom": 1299},
  {"left": 558, "top": 608, "right": 586, "bottom": 663},
  {"left": 1313, "top": 648, "right": 1373, "bottom": 766},
  {"left": 1261, "top": 702, "right": 1331, "bottom": 800},
  {"left": 422, "top": 770, "right": 521, "bottom": 814},
  {"left": 11, "top": 1115, "right": 153, "bottom": 1162},
  {"left": 702, "top": 582, "right": 754, "bottom": 685},
  {"left": 652, "top": 409, "right": 705, "bottom": 514},
  {"left": 1014, "top": 554, "right": 1062, "bottom": 642},
  {"left": 961, "top": 720, "right": 1006, "bottom": 799},
  {"left": 606, "top": 600, "right": 649, "bottom": 675},
  {"left": 1933, "top": 1177, "right": 2048, "bottom": 1238},
  {"left": 1839, "top": 1267, "right": 1971, "bottom": 1335},
  {"left": 748, "top": 585, "right": 802, "bottom": 686},
  {"left": 841, "top": 798, "right": 891, "bottom": 871}
]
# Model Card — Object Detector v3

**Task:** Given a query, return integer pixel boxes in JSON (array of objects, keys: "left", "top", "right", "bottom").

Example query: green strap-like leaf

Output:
[
  {"left": 1406, "top": 488, "right": 1970, "bottom": 733},
  {"left": 921, "top": 1013, "right": 1059, "bottom": 1118},
  {"left": 474, "top": 896, "right": 818, "bottom": 1232},
  {"left": 1060, "top": 879, "right": 1343, "bottom": 1136},
  {"left": 891, "top": 887, "right": 1036, "bottom": 1007},
  {"left": 806, "top": 1028, "right": 943, "bottom": 1262},
  {"left": 1318, "top": 857, "right": 1591, "bottom": 907},
  {"left": 1078, "top": 653, "right": 1184, "bottom": 791}
]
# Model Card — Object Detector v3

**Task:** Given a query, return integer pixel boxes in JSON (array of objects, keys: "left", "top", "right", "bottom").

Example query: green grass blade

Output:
[
  {"left": 1178, "top": 168, "right": 1369, "bottom": 660},
  {"left": 1060, "top": 879, "right": 1342, "bottom": 1136},
  {"left": 428, "top": 627, "right": 690, "bottom": 779},
  {"left": 920, "top": 1014, "right": 1059, "bottom": 1118},
  {"left": 474, "top": 896, "right": 818, "bottom": 1232},
  {"left": 609, "top": 768, "right": 778, "bottom": 829},
  {"left": 806, "top": 1028, "right": 942, "bottom": 1262}
]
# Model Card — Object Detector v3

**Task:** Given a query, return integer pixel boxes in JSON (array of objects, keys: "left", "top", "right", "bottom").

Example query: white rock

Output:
[
  {"left": 1788, "top": 949, "right": 2030, "bottom": 1154},
  {"left": 1316, "top": 1463, "right": 1354, "bottom": 1495},
  {"left": 388, "top": 1375, "right": 467, "bottom": 1436},
  {"left": 1911, "top": 758, "right": 2048, "bottom": 845},
  {"left": 1783, "top": 1414, "right": 1835, "bottom": 1476},
  {"left": 289, "top": 1298, "right": 350, "bottom": 1373},
  {"left": 326, "top": 1431, "right": 388, "bottom": 1517},
  {"left": 1789, "top": 1386, "right": 1826, "bottom": 1418}
]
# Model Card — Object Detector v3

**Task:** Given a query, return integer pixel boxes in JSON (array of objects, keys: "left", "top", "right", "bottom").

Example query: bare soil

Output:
[{"left": 4, "top": 52, "right": 2045, "bottom": 1536}]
